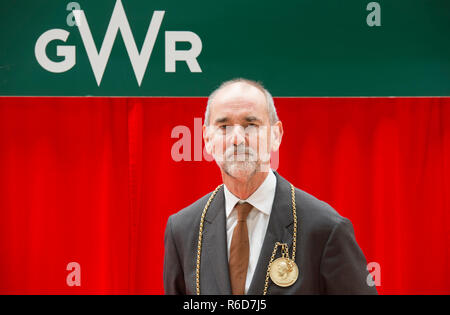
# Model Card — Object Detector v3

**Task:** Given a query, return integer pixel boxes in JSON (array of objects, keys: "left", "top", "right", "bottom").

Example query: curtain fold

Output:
[{"left": 0, "top": 97, "right": 448, "bottom": 294}]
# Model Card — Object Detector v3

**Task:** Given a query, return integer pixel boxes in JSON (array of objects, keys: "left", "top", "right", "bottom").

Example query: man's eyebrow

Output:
[
  {"left": 245, "top": 116, "right": 262, "bottom": 123},
  {"left": 214, "top": 117, "right": 229, "bottom": 124},
  {"left": 213, "top": 116, "right": 262, "bottom": 124}
]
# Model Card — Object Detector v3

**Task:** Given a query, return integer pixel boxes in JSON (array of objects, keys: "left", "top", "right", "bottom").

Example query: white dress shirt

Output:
[{"left": 223, "top": 169, "right": 277, "bottom": 294}]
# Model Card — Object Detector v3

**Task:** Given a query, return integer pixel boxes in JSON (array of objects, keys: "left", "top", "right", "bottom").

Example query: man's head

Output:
[
  {"left": 276, "top": 260, "right": 289, "bottom": 280},
  {"left": 203, "top": 78, "right": 283, "bottom": 181},
  {"left": 204, "top": 78, "right": 279, "bottom": 127}
]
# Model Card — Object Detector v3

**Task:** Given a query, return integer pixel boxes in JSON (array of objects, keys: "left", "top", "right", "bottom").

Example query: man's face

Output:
[
  {"left": 203, "top": 82, "right": 282, "bottom": 180},
  {"left": 277, "top": 261, "right": 289, "bottom": 279}
]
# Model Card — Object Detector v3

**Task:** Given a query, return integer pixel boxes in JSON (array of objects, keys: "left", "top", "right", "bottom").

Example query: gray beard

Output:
[
  {"left": 214, "top": 144, "right": 260, "bottom": 179},
  {"left": 221, "top": 160, "right": 258, "bottom": 180}
]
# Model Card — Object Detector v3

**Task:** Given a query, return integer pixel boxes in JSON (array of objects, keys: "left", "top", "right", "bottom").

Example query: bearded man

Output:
[{"left": 163, "top": 78, "right": 377, "bottom": 295}]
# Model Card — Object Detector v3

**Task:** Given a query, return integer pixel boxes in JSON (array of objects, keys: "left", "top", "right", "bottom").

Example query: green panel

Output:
[{"left": 0, "top": 0, "right": 449, "bottom": 96}]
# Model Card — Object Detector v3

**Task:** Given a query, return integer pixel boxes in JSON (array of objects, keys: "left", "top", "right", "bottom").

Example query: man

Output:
[{"left": 163, "top": 78, "right": 377, "bottom": 295}]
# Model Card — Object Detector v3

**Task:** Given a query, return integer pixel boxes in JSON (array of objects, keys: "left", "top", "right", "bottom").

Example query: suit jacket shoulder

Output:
[
  {"left": 169, "top": 191, "right": 213, "bottom": 235},
  {"left": 165, "top": 190, "right": 215, "bottom": 268},
  {"left": 292, "top": 186, "right": 376, "bottom": 294},
  {"left": 295, "top": 187, "right": 347, "bottom": 237}
]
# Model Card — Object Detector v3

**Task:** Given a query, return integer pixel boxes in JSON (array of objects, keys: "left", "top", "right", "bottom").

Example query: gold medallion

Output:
[{"left": 269, "top": 257, "right": 299, "bottom": 287}]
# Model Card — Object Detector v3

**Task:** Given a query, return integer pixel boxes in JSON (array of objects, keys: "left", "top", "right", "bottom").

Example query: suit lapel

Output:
[
  {"left": 202, "top": 186, "right": 232, "bottom": 294},
  {"left": 247, "top": 172, "right": 295, "bottom": 295}
]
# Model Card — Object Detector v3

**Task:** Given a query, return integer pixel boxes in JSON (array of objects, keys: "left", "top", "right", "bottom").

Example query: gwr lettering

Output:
[{"left": 35, "top": 0, "right": 203, "bottom": 86}]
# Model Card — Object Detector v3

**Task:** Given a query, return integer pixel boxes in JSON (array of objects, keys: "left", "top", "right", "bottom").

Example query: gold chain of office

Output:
[{"left": 195, "top": 183, "right": 298, "bottom": 295}]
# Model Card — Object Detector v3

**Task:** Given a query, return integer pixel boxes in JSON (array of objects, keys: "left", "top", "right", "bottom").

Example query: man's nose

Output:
[{"left": 228, "top": 125, "right": 246, "bottom": 146}]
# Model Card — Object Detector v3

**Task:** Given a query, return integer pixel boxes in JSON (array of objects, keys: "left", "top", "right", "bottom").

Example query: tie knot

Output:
[{"left": 235, "top": 202, "right": 253, "bottom": 221}]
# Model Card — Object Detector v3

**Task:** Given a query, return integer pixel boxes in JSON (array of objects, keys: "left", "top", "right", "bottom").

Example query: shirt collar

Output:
[{"left": 223, "top": 169, "right": 277, "bottom": 218}]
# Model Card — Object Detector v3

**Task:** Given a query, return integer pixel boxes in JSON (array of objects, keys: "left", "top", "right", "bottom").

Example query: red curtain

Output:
[{"left": 0, "top": 97, "right": 449, "bottom": 294}]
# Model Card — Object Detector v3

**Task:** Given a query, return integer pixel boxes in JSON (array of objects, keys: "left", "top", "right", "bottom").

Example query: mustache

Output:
[{"left": 224, "top": 145, "right": 256, "bottom": 160}]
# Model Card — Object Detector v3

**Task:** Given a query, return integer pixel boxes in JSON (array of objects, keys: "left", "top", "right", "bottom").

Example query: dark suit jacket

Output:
[{"left": 163, "top": 172, "right": 377, "bottom": 295}]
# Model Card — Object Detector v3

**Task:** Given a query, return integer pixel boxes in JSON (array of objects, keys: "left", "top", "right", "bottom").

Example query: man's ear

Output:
[
  {"left": 203, "top": 124, "right": 212, "bottom": 154},
  {"left": 270, "top": 121, "right": 283, "bottom": 152}
]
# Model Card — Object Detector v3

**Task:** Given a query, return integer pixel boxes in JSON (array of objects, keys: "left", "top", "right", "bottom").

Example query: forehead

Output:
[{"left": 210, "top": 82, "right": 268, "bottom": 121}]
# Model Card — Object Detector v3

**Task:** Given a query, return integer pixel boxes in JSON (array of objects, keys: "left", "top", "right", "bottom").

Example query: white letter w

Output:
[{"left": 73, "top": 0, "right": 164, "bottom": 86}]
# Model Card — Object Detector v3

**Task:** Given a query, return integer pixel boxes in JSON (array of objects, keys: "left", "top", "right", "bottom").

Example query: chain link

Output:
[
  {"left": 291, "top": 184, "right": 297, "bottom": 262},
  {"left": 263, "top": 184, "right": 297, "bottom": 295},
  {"left": 195, "top": 184, "right": 223, "bottom": 295}
]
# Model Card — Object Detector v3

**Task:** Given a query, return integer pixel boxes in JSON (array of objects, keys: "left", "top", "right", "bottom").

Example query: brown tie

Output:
[{"left": 229, "top": 202, "right": 253, "bottom": 295}]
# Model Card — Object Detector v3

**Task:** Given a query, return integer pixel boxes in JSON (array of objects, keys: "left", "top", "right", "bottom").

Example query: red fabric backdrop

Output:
[{"left": 0, "top": 97, "right": 449, "bottom": 294}]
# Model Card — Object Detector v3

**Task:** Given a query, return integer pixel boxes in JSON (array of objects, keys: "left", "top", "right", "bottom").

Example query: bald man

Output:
[{"left": 163, "top": 78, "right": 377, "bottom": 295}]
